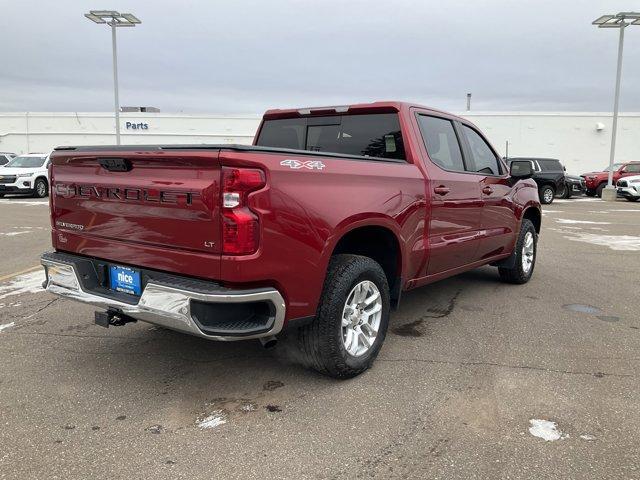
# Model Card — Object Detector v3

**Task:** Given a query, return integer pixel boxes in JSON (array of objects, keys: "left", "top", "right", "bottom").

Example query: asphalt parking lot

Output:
[{"left": 0, "top": 195, "right": 639, "bottom": 479}]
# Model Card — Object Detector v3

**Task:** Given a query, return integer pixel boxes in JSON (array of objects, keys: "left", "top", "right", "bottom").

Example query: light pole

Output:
[
  {"left": 592, "top": 12, "right": 639, "bottom": 201},
  {"left": 85, "top": 10, "right": 141, "bottom": 145}
]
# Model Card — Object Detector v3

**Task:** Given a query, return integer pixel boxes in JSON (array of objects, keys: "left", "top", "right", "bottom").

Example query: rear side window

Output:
[
  {"left": 416, "top": 115, "right": 465, "bottom": 172},
  {"left": 626, "top": 163, "right": 640, "bottom": 173},
  {"left": 256, "top": 113, "right": 405, "bottom": 160},
  {"left": 537, "top": 159, "right": 563, "bottom": 172},
  {"left": 461, "top": 125, "right": 502, "bottom": 175}
]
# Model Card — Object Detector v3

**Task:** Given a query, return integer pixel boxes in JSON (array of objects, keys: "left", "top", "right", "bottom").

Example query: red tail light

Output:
[{"left": 221, "top": 167, "right": 266, "bottom": 254}]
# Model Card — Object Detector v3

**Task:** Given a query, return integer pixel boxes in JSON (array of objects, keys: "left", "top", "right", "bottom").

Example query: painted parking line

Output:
[{"left": 0, "top": 200, "right": 49, "bottom": 206}]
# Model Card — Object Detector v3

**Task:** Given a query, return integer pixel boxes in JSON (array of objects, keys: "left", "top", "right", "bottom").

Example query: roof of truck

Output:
[{"left": 262, "top": 101, "right": 463, "bottom": 121}]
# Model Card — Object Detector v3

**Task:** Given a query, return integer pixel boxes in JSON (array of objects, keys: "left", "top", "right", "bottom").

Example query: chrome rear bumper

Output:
[{"left": 41, "top": 253, "right": 286, "bottom": 341}]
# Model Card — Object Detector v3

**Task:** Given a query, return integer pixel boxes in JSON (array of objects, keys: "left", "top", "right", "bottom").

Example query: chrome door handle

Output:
[{"left": 434, "top": 186, "right": 450, "bottom": 196}]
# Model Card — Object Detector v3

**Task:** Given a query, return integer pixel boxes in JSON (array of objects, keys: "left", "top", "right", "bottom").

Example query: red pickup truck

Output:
[
  {"left": 41, "top": 102, "right": 541, "bottom": 378},
  {"left": 582, "top": 161, "right": 640, "bottom": 197}
]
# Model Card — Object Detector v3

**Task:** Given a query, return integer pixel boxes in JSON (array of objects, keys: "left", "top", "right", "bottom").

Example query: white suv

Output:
[
  {"left": 616, "top": 175, "right": 640, "bottom": 202},
  {"left": 0, "top": 153, "right": 50, "bottom": 198}
]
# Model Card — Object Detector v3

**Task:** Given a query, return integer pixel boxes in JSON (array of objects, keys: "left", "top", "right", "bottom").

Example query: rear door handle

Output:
[
  {"left": 482, "top": 186, "right": 493, "bottom": 195},
  {"left": 434, "top": 186, "right": 450, "bottom": 196}
]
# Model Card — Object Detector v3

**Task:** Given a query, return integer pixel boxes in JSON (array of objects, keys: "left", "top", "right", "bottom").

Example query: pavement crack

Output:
[
  {"left": 21, "top": 297, "right": 59, "bottom": 320},
  {"left": 380, "top": 357, "right": 636, "bottom": 378}
]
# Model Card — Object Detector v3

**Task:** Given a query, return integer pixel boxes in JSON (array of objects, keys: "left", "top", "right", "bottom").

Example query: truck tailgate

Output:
[{"left": 50, "top": 148, "right": 222, "bottom": 278}]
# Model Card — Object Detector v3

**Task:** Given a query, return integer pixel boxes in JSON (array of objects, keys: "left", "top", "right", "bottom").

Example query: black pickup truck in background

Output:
[{"left": 506, "top": 157, "right": 571, "bottom": 204}]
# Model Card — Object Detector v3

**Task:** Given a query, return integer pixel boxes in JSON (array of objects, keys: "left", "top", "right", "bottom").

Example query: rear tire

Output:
[
  {"left": 539, "top": 185, "right": 555, "bottom": 205},
  {"left": 34, "top": 178, "right": 48, "bottom": 198},
  {"left": 297, "top": 254, "right": 390, "bottom": 379},
  {"left": 0, "top": 194, "right": 4, "bottom": 198},
  {"left": 596, "top": 183, "right": 606, "bottom": 198},
  {"left": 498, "top": 219, "right": 537, "bottom": 284}
]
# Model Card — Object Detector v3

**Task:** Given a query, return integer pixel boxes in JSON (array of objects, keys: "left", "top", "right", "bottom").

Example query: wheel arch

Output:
[
  {"left": 326, "top": 220, "right": 403, "bottom": 307},
  {"left": 522, "top": 205, "right": 541, "bottom": 234}
]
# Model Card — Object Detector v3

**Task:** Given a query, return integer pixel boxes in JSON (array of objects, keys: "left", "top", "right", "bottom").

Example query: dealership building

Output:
[{"left": 1, "top": 111, "right": 639, "bottom": 175}]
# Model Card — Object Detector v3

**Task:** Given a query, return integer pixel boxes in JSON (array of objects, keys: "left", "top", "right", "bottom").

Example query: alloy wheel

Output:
[{"left": 341, "top": 280, "right": 383, "bottom": 357}]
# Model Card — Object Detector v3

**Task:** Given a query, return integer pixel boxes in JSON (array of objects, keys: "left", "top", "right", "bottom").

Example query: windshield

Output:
[
  {"left": 5, "top": 156, "right": 46, "bottom": 168},
  {"left": 604, "top": 163, "right": 624, "bottom": 172}
]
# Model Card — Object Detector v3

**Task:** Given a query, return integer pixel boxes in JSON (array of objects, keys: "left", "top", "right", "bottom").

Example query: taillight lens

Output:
[{"left": 221, "top": 167, "right": 265, "bottom": 254}]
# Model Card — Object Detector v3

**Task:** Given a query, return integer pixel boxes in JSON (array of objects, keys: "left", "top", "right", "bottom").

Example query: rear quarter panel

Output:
[{"left": 218, "top": 150, "right": 427, "bottom": 321}]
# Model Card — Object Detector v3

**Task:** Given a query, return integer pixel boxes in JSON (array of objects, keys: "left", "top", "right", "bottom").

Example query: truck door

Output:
[
  {"left": 458, "top": 123, "right": 517, "bottom": 261},
  {"left": 415, "top": 114, "right": 483, "bottom": 276}
]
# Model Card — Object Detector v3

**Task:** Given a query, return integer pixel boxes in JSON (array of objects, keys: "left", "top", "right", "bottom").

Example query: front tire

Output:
[
  {"left": 626, "top": 197, "right": 639, "bottom": 202},
  {"left": 498, "top": 219, "right": 537, "bottom": 284},
  {"left": 539, "top": 185, "right": 555, "bottom": 205},
  {"left": 585, "top": 190, "right": 596, "bottom": 197},
  {"left": 34, "top": 178, "right": 48, "bottom": 198},
  {"left": 596, "top": 183, "right": 606, "bottom": 198},
  {"left": 557, "top": 183, "right": 572, "bottom": 199},
  {"left": 297, "top": 254, "right": 390, "bottom": 379}
]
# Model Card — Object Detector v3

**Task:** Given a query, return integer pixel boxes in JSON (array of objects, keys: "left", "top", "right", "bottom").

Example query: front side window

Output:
[
  {"left": 5, "top": 156, "right": 46, "bottom": 168},
  {"left": 256, "top": 113, "right": 405, "bottom": 160},
  {"left": 416, "top": 115, "right": 465, "bottom": 172},
  {"left": 461, "top": 126, "right": 501, "bottom": 175}
]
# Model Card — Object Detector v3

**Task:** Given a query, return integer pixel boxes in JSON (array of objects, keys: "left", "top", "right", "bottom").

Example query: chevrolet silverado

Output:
[{"left": 41, "top": 101, "right": 541, "bottom": 378}]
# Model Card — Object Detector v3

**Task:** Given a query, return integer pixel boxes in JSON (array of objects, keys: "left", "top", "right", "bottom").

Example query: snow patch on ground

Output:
[
  {"left": 197, "top": 411, "right": 227, "bottom": 429},
  {"left": 0, "top": 231, "right": 30, "bottom": 237},
  {"left": 564, "top": 233, "right": 640, "bottom": 251},
  {"left": 529, "top": 419, "right": 565, "bottom": 441},
  {"left": 580, "top": 434, "right": 597, "bottom": 441},
  {"left": 0, "top": 271, "right": 45, "bottom": 300},
  {"left": 0, "top": 322, "right": 15, "bottom": 332},
  {"left": 556, "top": 218, "right": 610, "bottom": 225}
]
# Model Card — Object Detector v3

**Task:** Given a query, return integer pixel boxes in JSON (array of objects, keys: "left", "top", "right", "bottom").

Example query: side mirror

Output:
[{"left": 509, "top": 160, "right": 534, "bottom": 179}]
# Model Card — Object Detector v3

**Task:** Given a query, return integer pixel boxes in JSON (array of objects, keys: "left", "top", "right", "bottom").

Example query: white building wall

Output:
[
  {"left": 463, "top": 112, "right": 640, "bottom": 175},
  {"left": 1, "top": 111, "right": 638, "bottom": 175}
]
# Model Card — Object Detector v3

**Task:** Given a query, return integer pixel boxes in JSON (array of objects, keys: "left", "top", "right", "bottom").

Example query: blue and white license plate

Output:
[{"left": 109, "top": 265, "right": 142, "bottom": 296}]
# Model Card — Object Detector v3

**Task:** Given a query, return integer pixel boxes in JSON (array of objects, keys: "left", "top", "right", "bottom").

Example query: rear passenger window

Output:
[
  {"left": 461, "top": 125, "right": 501, "bottom": 175},
  {"left": 626, "top": 164, "right": 640, "bottom": 173},
  {"left": 417, "top": 115, "right": 465, "bottom": 172},
  {"left": 256, "top": 114, "right": 405, "bottom": 160},
  {"left": 537, "top": 159, "right": 563, "bottom": 172}
]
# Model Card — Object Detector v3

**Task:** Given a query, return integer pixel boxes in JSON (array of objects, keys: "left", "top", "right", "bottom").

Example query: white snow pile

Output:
[
  {"left": 0, "top": 322, "right": 15, "bottom": 332},
  {"left": 197, "top": 411, "right": 227, "bottom": 429},
  {"left": 0, "top": 270, "right": 45, "bottom": 300},
  {"left": 563, "top": 233, "right": 640, "bottom": 251},
  {"left": 528, "top": 419, "right": 566, "bottom": 441}
]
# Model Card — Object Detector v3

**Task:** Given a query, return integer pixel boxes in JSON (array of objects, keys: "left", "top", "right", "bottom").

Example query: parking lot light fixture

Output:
[
  {"left": 84, "top": 10, "right": 142, "bottom": 145},
  {"left": 592, "top": 12, "right": 640, "bottom": 201}
]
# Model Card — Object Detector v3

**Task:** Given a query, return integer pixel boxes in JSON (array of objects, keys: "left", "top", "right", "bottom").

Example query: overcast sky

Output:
[{"left": 0, "top": 0, "right": 639, "bottom": 113}]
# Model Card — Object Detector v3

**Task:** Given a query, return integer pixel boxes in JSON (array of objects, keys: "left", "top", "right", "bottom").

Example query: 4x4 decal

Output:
[{"left": 280, "top": 159, "right": 325, "bottom": 170}]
